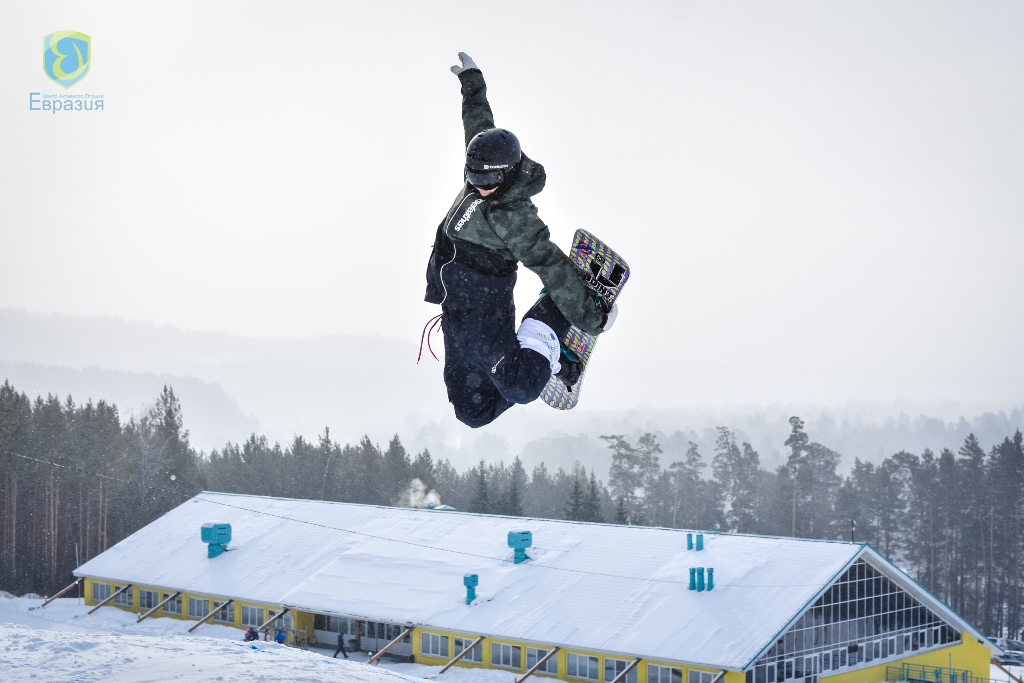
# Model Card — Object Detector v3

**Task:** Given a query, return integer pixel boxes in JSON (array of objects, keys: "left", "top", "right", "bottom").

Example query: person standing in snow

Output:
[
  {"left": 424, "top": 53, "right": 617, "bottom": 428},
  {"left": 332, "top": 631, "right": 349, "bottom": 659},
  {"left": 275, "top": 627, "right": 287, "bottom": 644}
]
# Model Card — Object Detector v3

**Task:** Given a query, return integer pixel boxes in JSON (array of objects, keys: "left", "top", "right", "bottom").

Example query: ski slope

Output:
[{"left": 0, "top": 594, "right": 517, "bottom": 683}]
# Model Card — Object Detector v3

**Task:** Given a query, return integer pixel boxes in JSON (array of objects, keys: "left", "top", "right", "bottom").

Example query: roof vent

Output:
[
  {"left": 508, "top": 530, "right": 532, "bottom": 564},
  {"left": 201, "top": 522, "right": 231, "bottom": 558},
  {"left": 689, "top": 566, "right": 715, "bottom": 592},
  {"left": 464, "top": 573, "right": 478, "bottom": 604}
]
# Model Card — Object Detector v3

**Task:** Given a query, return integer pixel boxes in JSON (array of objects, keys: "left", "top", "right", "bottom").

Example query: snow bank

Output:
[
  {"left": 0, "top": 623, "right": 428, "bottom": 682},
  {"left": 0, "top": 595, "right": 514, "bottom": 683}
]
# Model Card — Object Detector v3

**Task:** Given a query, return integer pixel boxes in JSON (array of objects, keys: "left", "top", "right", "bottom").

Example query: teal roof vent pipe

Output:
[
  {"left": 707, "top": 567, "right": 715, "bottom": 591},
  {"left": 696, "top": 567, "right": 706, "bottom": 592},
  {"left": 696, "top": 533, "right": 704, "bottom": 551},
  {"left": 689, "top": 567, "right": 697, "bottom": 590},
  {"left": 687, "top": 533, "right": 693, "bottom": 550},
  {"left": 201, "top": 522, "right": 231, "bottom": 558},
  {"left": 464, "top": 573, "right": 478, "bottom": 604},
  {"left": 508, "top": 530, "right": 532, "bottom": 564}
]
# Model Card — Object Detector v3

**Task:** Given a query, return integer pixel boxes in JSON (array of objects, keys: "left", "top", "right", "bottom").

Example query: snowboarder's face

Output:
[{"left": 475, "top": 185, "right": 498, "bottom": 197}]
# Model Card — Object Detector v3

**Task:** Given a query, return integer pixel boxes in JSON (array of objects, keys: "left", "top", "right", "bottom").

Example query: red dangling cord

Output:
[{"left": 417, "top": 313, "right": 443, "bottom": 363}]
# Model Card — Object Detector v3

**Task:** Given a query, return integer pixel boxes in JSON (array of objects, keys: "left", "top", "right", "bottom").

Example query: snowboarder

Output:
[
  {"left": 424, "top": 52, "right": 617, "bottom": 428},
  {"left": 332, "top": 631, "right": 349, "bottom": 659}
]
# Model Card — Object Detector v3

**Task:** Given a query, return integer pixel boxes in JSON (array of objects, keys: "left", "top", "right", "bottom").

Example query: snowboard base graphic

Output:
[{"left": 540, "top": 229, "right": 630, "bottom": 410}]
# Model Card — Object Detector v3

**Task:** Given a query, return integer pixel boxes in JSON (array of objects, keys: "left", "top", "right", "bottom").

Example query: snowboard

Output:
[{"left": 540, "top": 229, "right": 630, "bottom": 410}]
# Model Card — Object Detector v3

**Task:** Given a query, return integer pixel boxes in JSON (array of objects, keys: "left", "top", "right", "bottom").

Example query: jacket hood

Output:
[{"left": 486, "top": 154, "right": 546, "bottom": 204}]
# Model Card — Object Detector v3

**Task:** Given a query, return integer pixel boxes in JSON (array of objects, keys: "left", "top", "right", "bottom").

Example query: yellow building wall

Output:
[
  {"left": 81, "top": 578, "right": 993, "bottom": 683},
  {"left": 82, "top": 577, "right": 293, "bottom": 641},
  {"left": 412, "top": 626, "right": 726, "bottom": 683},
  {"left": 821, "top": 639, "right": 991, "bottom": 683}
]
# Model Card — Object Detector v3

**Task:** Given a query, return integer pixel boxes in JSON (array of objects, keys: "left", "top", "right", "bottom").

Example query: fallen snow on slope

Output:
[
  {"left": 1, "top": 624, "right": 411, "bottom": 682},
  {"left": 0, "top": 595, "right": 516, "bottom": 683}
]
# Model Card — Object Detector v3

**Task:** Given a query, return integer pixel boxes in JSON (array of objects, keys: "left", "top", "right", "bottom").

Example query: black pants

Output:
[
  {"left": 441, "top": 306, "right": 553, "bottom": 428},
  {"left": 333, "top": 642, "right": 348, "bottom": 658}
]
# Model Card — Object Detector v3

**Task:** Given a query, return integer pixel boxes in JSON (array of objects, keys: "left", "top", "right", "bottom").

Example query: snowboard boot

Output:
[
  {"left": 516, "top": 318, "right": 561, "bottom": 374},
  {"left": 553, "top": 347, "right": 583, "bottom": 392},
  {"left": 523, "top": 291, "right": 583, "bottom": 391}
]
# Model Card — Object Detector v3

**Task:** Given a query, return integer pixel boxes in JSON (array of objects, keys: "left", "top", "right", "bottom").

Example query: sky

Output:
[{"left": 1, "top": 1, "right": 1022, "bottom": 413}]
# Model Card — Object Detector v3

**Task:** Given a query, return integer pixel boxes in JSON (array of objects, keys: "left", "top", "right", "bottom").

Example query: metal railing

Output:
[{"left": 886, "top": 664, "right": 1000, "bottom": 683}]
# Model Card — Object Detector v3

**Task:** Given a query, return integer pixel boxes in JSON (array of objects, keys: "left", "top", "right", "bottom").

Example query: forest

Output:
[{"left": 0, "top": 380, "right": 1021, "bottom": 640}]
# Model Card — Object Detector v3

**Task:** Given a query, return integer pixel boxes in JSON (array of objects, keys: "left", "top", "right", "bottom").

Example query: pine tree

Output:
[
  {"left": 614, "top": 495, "right": 628, "bottom": 524},
  {"left": 411, "top": 449, "right": 438, "bottom": 494},
  {"left": 635, "top": 433, "right": 663, "bottom": 526},
  {"left": 382, "top": 435, "right": 412, "bottom": 504},
  {"left": 584, "top": 470, "right": 604, "bottom": 523},
  {"left": 784, "top": 416, "right": 810, "bottom": 537},
  {"left": 603, "top": 435, "right": 639, "bottom": 516},
  {"left": 500, "top": 456, "right": 526, "bottom": 517},
  {"left": 565, "top": 474, "right": 585, "bottom": 521},
  {"left": 470, "top": 459, "right": 490, "bottom": 514}
]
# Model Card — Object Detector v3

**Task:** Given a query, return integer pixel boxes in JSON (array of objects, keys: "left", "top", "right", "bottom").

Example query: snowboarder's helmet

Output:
[{"left": 465, "top": 128, "right": 521, "bottom": 189}]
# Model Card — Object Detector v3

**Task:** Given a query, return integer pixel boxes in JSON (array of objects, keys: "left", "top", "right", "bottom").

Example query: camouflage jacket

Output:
[{"left": 423, "top": 69, "right": 605, "bottom": 335}]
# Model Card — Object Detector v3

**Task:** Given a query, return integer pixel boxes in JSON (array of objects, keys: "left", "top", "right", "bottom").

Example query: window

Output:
[
  {"left": 212, "top": 601, "right": 233, "bottom": 624},
  {"left": 649, "top": 666, "right": 682, "bottom": 683},
  {"left": 750, "top": 560, "right": 962, "bottom": 677},
  {"left": 422, "top": 633, "right": 450, "bottom": 658},
  {"left": 162, "top": 593, "right": 182, "bottom": 615},
  {"left": 241, "top": 606, "right": 264, "bottom": 627},
  {"left": 188, "top": 597, "right": 209, "bottom": 619},
  {"left": 492, "top": 643, "right": 522, "bottom": 670},
  {"left": 528, "top": 648, "right": 559, "bottom": 675},
  {"left": 454, "top": 637, "right": 483, "bottom": 663},
  {"left": 569, "top": 654, "right": 599, "bottom": 680},
  {"left": 687, "top": 671, "right": 713, "bottom": 683},
  {"left": 330, "top": 616, "right": 351, "bottom": 634},
  {"left": 114, "top": 585, "right": 133, "bottom": 607},
  {"left": 91, "top": 582, "right": 111, "bottom": 603},
  {"left": 268, "top": 610, "right": 292, "bottom": 630},
  {"left": 604, "top": 658, "right": 636, "bottom": 683},
  {"left": 138, "top": 590, "right": 158, "bottom": 611}
]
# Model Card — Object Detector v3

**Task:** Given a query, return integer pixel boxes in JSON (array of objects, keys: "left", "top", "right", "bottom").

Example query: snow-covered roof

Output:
[{"left": 72, "top": 492, "right": 945, "bottom": 670}]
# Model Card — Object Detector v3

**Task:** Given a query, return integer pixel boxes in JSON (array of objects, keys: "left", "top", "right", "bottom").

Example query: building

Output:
[{"left": 74, "top": 492, "right": 999, "bottom": 683}]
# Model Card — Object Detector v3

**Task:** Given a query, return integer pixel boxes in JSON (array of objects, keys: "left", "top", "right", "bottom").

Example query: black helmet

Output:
[{"left": 465, "top": 128, "right": 521, "bottom": 188}]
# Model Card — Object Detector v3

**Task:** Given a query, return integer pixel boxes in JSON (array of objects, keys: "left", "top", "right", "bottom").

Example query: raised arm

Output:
[{"left": 451, "top": 52, "right": 494, "bottom": 146}]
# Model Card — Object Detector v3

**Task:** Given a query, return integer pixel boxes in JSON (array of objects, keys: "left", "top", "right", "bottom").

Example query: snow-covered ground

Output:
[
  {"left": 0, "top": 594, "right": 517, "bottom": 683},
  {"left": 992, "top": 663, "right": 1024, "bottom": 683}
]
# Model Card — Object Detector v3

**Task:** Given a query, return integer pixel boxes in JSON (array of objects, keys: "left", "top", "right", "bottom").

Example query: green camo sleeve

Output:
[
  {"left": 457, "top": 69, "right": 495, "bottom": 146},
  {"left": 488, "top": 202, "right": 605, "bottom": 335}
]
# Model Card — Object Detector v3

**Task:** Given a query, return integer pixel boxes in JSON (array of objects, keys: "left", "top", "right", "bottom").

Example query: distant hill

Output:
[
  {"left": 0, "top": 309, "right": 449, "bottom": 453},
  {"left": 0, "top": 360, "right": 258, "bottom": 453},
  {"left": 1, "top": 309, "right": 1021, "bottom": 471}
]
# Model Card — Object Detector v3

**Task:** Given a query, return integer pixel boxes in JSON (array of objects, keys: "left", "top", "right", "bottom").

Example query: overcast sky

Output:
[{"left": 1, "top": 1, "right": 1022, "bottom": 411}]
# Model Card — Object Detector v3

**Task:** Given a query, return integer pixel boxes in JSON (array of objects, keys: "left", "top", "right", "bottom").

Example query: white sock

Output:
[{"left": 516, "top": 318, "right": 561, "bottom": 374}]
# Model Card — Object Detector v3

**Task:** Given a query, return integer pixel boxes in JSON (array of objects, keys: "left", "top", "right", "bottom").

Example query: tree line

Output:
[{"left": 0, "top": 382, "right": 1021, "bottom": 638}]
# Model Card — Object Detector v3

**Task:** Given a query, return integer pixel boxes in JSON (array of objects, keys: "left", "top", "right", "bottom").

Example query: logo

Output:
[
  {"left": 43, "top": 31, "right": 91, "bottom": 89},
  {"left": 452, "top": 198, "right": 484, "bottom": 232}
]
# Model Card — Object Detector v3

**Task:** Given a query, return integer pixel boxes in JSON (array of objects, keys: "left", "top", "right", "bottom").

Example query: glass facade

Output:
[{"left": 749, "top": 560, "right": 961, "bottom": 683}]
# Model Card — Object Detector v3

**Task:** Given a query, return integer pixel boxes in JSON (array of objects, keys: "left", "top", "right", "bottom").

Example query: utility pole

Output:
[{"left": 850, "top": 519, "right": 856, "bottom": 543}]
